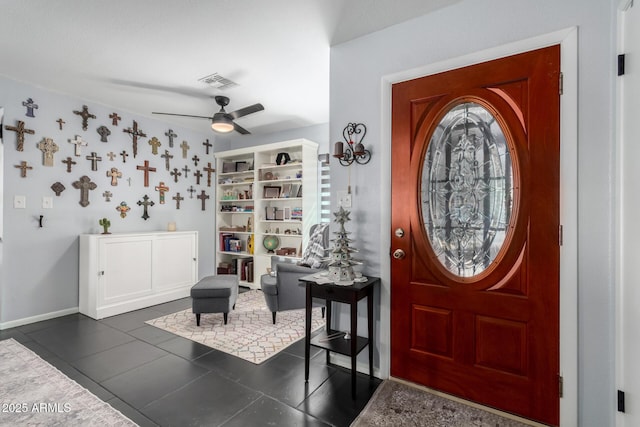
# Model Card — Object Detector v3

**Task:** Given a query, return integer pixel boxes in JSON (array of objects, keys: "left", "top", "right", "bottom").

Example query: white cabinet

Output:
[
  {"left": 79, "top": 231, "right": 198, "bottom": 319},
  {"left": 215, "top": 139, "right": 319, "bottom": 289}
]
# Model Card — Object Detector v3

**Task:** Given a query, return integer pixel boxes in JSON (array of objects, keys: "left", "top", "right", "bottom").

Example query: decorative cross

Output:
[
  {"left": 202, "top": 139, "right": 212, "bottom": 154},
  {"left": 165, "top": 129, "right": 177, "bottom": 148},
  {"left": 97, "top": 125, "right": 111, "bottom": 142},
  {"left": 203, "top": 162, "right": 215, "bottom": 187},
  {"left": 73, "top": 105, "right": 96, "bottom": 131},
  {"left": 107, "top": 151, "right": 116, "bottom": 161},
  {"left": 170, "top": 167, "right": 182, "bottom": 183},
  {"left": 56, "top": 118, "right": 66, "bottom": 130},
  {"left": 187, "top": 185, "right": 196, "bottom": 199},
  {"left": 193, "top": 170, "right": 202, "bottom": 185},
  {"left": 136, "top": 160, "right": 157, "bottom": 187},
  {"left": 155, "top": 181, "right": 170, "bottom": 204},
  {"left": 109, "top": 112, "right": 121, "bottom": 126},
  {"left": 51, "top": 182, "right": 65, "bottom": 196},
  {"left": 137, "top": 195, "right": 155, "bottom": 220},
  {"left": 122, "top": 120, "right": 147, "bottom": 158},
  {"left": 161, "top": 150, "right": 173, "bottom": 171},
  {"left": 173, "top": 192, "right": 184, "bottom": 209},
  {"left": 120, "top": 150, "right": 129, "bottom": 163},
  {"left": 148, "top": 136, "right": 162, "bottom": 155},
  {"left": 86, "top": 152, "right": 103, "bottom": 171},
  {"left": 37, "top": 137, "right": 59, "bottom": 167},
  {"left": 107, "top": 167, "right": 122, "bottom": 186},
  {"left": 116, "top": 201, "right": 131, "bottom": 218},
  {"left": 127, "top": 177, "right": 132, "bottom": 186},
  {"left": 180, "top": 140, "right": 190, "bottom": 159},
  {"left": 102, "top": 190, "right": 113, "bottom": 202},
  {"left": 197, "top": 190, "right": 210, "bottom": 211},
  {"left": 62, "top": 157, "right": 77, "bottom": 173},
  {"left": 68, "top": 135, "right": 88, "bottom": 156},
  {"left": 192, "top": 155, "right": 200, "bottom": 166},
  {"left": 72, "top": 175, "right": 97, "bottom": 207},
  {"left": 5, "top": 120, "right": 35, "bottom": 152},
  {"left": 14, "top": 161, "right": 33, "bottom": 178},
  {"left": 182, "top": 164, "right": 191, "bottom": 177},
  {"left": 22, "top": 98, "right": 38, "bottom": 117}
]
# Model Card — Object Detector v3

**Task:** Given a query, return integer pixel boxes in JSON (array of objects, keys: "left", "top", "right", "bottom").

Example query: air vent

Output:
[{"left": 198, "top": 73, "right": 237, "bottom": 90}]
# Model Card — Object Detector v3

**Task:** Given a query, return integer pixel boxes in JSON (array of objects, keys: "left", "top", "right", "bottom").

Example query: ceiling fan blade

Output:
[
  {"left": 233, "top": 122, "right": 251, "bottom": 135},
  {"left": 151, "top": 112, "right": 213, "bottom": 120},
  {"left": 229, "top": 103, "right": 264, "bottom": 120}
]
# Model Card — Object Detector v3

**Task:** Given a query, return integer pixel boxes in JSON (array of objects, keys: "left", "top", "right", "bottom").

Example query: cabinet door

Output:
[
  {"left": 100, "top": 237, "right": 153, "bottom": 303},
  {"left": 154, "top": 233, "right": 196, "bottom": 290}
]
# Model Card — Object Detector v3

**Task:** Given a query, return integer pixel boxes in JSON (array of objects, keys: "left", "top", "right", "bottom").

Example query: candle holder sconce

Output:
[{"left": 333, "top": 123, "right": 371, "bottom": 166}]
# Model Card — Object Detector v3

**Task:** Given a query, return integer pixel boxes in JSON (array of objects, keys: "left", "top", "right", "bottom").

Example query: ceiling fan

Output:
[{"left": 152, "top": 96, "right": 264, "bottom": 134}]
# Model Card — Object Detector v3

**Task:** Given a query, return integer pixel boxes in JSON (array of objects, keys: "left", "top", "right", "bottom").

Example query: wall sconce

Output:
[{"left": 333, "top": 123, "right": 371, "bottom": 166}]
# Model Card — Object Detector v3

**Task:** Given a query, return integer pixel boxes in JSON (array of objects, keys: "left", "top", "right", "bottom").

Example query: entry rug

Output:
[
  {"left": 146, "top": 290, "right": 325, "bottom": 364},
  {"left": 351, "top": 379, "right": 534, "bottom": 427},
  {"left": 0, "top": 338, "right": 137, "bottom": 427}
]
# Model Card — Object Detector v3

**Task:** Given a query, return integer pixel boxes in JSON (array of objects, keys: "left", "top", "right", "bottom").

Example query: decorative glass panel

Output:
[{"left": 421, "top": 102, "right": 513, "bottom": 278}]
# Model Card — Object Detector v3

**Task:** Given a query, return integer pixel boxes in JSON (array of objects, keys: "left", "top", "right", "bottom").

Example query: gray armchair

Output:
[{"left": 260, "top": 223, "right": 329, "bottom": 324}]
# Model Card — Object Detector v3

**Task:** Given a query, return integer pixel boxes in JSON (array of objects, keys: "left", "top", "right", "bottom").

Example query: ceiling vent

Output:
[{"left": 198, "top": 73, "right": 238, "bottom": 90}]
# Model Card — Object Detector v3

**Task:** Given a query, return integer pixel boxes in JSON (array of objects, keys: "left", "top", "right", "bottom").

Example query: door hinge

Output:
[
  {"left": 559, "top": 72, "right": 563, "bottom": 95},
  {"left": 618, "top": 54, "right": 626, "bottom": 76},
  {"left": 559, "top": 375, "right": 564, "bottom": 398},
  {"left": 618, "top": 390, "right": 626, "bottom": 413},
  {"left": 559, "top": 225, "right": 563, "bottom": 246}
]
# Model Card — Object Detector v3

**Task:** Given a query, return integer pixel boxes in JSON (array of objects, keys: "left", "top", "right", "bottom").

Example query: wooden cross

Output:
[
  {"left": 136, "top": 160, "right": 156, "bottom": 187},
  {"left": 73, "top": 105, "right": 96, "bottom": 131},
  {"left": 155, "top": 181, "right": 170, "bottom": 204},
  {"left": 180, "top": 140, "right": 190, "bottom": 159},
  {"left": 37, "top": 137, "right": 59, "bottom": 167},
  {"left": 148, "top": 136, "right": 162, "bottom": 155},
  {"left": 97, "top": 125, "right": 111, "bottom": 142},
  {"left": 192, "top": 155, "right": 200, "bottom": 166},
  {"left": 161, "top": 150, "right": 173, "bottom": 171},
  {"left": 86, "top": 152, "right": 102, "bottom": 171},
  {"left": 14, "top": 161, "right": 33, "bottom": 177},
  {"left": 137, "top": 195, "right": 155, "bottom": 220},
  {"left": 187, "top": 185, "right": 196, "bottom": 199},
  {"left": 170, "top": 167, "right": 182, "bottom": 183},
  {"left": 120, "top": 150, "right": 129, "bottom": 163},
  {"left": 56, "top": 118, "right": 66, "bottom": 130},
  {"left": 122, "top": 120, "right": 147, "bottom": 158},
  {"left": 22, "top": 98, "right": 39, "bottom": 117},
  {"left": 203, "top": 162, "right": 215, "bottom": 187},
  {"left": 202, "top": 139, "right": 212, "bottom": 154},
  {"left": 4, "top": 120, "right": 35, "bottom": 151},
  {"left": 72, "top": 175, "right": 97, "bottom": 207},
  {"left": 116, "top": 202, "right": 131, "bottom": 218},
  {"left": 193, "top": 169, "right": 202, "bottom": 185},
  {"left": 165, "top": 129, "right": 177, "bottom": 148},
  {"left": 102, "top": 190, "right": 113, "bottom": 202},
  {"left": 62, "top": 157, "right": 77, "bottom": 173},
  {"left": 197, "top": 190, "right": 210, "bottom": 211},
  {"left": 51, "top": 182, "right": 65, "bottom": 196},
  {"left": 107, "top": 167, "right": 122, "bottom": 186},
  {"left": 109, "top": 112, "right": 121, "bottom": 126},
  {"left": 107, "top": 151, "right": 116, "bottom": 161},
  {"left": 182, "top": 164, "right": 191, "bottom": 176},
  {"left": 69, "top": 135, "right": 88, "bottom": 156},
  {"left": 173, "top": 192, "right": 184, "bottom": 209}
]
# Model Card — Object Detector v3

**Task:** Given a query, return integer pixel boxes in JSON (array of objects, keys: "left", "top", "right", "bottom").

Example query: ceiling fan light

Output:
[{"left": 211, "top": 114, "right": 234, "bottom": 133}]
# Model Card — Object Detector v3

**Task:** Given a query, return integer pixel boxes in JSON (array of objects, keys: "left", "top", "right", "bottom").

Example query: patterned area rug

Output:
[
  {"left": 146, "top": 290, "right": 325, "bottom": 364},
  {"left": 351, "top": 380, "right": 535, "bottom": 427},
  {"left": 0, "top": 338, "right": 136, "bottom": 427}
]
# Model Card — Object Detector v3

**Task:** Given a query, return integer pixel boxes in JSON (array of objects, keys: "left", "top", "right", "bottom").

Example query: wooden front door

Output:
[{"left": 391, "top": 46, "right": 560, "bottom": 425}]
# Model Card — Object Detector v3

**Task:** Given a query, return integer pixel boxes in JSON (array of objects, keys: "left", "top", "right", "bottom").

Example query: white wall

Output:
[
  {"left": 330, "top": 0, "right": 615, "bottom": 426},
  {"left": 215, "top": 123, "right": 329, "bottom": 153},
  {"left": 0, "top": 76, "right": 215, "bottom": 327}
]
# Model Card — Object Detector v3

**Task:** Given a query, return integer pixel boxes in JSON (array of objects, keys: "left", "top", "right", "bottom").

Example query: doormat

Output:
[{"left": 146, "top": 290, "right": 325, "bottom": 364}]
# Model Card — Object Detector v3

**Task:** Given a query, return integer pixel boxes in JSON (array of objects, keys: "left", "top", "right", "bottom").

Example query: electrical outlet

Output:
[
  {"left": 14, "top": 195, "right": 26, "bottom": 209},
  {"left": 337, "top": 191, "right": 352, "bottom": 208},
  {"left": 42, "top": 196, "right": 53, "bottom": 209}
]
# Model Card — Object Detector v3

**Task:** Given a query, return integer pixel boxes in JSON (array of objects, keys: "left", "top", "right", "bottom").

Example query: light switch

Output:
[
  {"left": 14, "top": 195, "right": 26, "bottom": 209},
  {"left": 42, "top": 196, "right": 53, "bottom": 209},
  {"left": 337, "top": 191, "right": 352, "bottom": 208}
]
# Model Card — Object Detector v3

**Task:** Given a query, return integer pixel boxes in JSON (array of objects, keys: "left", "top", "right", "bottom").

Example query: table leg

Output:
[
  {"left": 326, "top": 300, "right": 332, "bottom": 365},
  {"left": 368, "top": 287, "right": 374, "bottom": 378},
  {"left": 305, "top": 283, "right": 312, "bottom": 382},
  {"left": 351, "top": 299, "right": 357, "bottom": 399}
]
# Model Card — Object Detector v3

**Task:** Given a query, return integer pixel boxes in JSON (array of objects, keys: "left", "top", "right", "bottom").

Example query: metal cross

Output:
[
  {"left": 68, "top": 135, "right": 88, "bottom": 156},
  {"left": 202, "top": 139, "right": 212, "bottom": 154},
  {"left": 161, "top": 150, "right": 173, "bottom": 171},
  {"left": 22, "top": 98, "right": 38, "bottom": 117},
  {"left": 193, "top": 169, "right": 203, "bottom": 185},
  {"left": 180, "top": 140, "right": 190, "bottom": 159},
  {"left": 136, "top": 160, "right": 157, "bottom": 187},
  {"left": 109, "top": 112, "right": 121, "bottom": 126},
  {"left": 122, "top": 120, "right": 147, "bottom": 158},
  {"left": 148, "top": 136, "right": 162, "bottom": 155},
  {"left": 197, "top": 190, "right": 210, "bottom": 211},
  {"left": 86, "top": 152, "right": 103, "bottom": 171},
  {"left": 51, "top": 182, "right": 65, "bottom": 196},
  {"left": 97, "top": 125, "right": 111, "bottom": 142},
  {"left": 170, "top": 167, "right": 182, "bottom": 183},
  {"left": 73, "top": 105, "right": 96, "bottom": 131},
  {"left": 14, "top": 161, "right": 33, "bottom": 178},
  {"left": 120, "top": 150, "right": 129, "bottom": 163},
  {"left": 4, "top": 120, "right": 35, "bottom": 152},
  {"left": 165, "top": 129, "right": 177, "bottom": 148},
  {"left": 203, "top": 162, "right": 215, "bottom": 187},
  {"left": 62, "top": 157, "right": 77, "bottom": 173},
  {"left": 107, "top": 151, "right": 116, "bottom": 161},
  {"left": 182, "top": 165, "right": 191, "bottom": 177},
  {"left": 173, "top": 192, "right": 184, "bottom": 209},
  {"left": 192, "top": 155, "right": 200, "bottom": 166},
  {"left": 137, "top": 195, "right": 155, "bottom": 220},
  {"left": 187, "top": 185, "right": 196, "bottom": 199},
  {"left": 102, "top": 190, "right": 113, "bottom": 202},
  {"left": 155, "top": 181, "right": 170, "bottom": 204},
  {"left": 56, "top": 118, "right": 66, "bottom": 130},
  {"left": 37, "top": 137, "right": 59, "bottom": 167},
  {"left": 72, "top": 175, "right": 97, "bottom": 207},
  {"left": 107, "top": 167, "right": 122, "bottom": 186}
]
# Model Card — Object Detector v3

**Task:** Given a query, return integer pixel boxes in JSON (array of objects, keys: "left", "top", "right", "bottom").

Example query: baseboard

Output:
[
  {"left": 329, "top": 353, "right": 382, "bottom": 379},
  {"left": 0, "top": 307, "right": 79, "bottom": 330}
]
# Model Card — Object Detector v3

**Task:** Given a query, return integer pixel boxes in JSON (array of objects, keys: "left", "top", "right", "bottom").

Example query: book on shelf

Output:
[{"left": 291, "top": 207, "right": 303, "bottom": 219}]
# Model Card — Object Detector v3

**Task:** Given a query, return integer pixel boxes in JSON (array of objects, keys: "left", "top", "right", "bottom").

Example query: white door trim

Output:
[{"left": 379, "top": 27, "right": 578, "bottom": 426}]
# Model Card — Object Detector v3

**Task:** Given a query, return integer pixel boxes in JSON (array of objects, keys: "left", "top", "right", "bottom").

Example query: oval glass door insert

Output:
[{"left": 421, "top": 101, "right": 514, "bottom": 278}]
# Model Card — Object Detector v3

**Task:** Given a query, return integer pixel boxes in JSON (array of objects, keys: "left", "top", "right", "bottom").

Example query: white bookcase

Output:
[{"left": 215, "top": 139, "right": 319, "bottom": 289}]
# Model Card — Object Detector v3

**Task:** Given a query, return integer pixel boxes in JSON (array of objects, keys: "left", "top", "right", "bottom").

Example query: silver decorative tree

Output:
[{"left": 327, "top": 206, "right": 361, "bottom": 282}]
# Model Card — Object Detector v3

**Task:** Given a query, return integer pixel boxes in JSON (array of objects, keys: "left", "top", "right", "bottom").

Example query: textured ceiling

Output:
[{"left": 0, "top": 0, "right": 459, "bottom": 135}]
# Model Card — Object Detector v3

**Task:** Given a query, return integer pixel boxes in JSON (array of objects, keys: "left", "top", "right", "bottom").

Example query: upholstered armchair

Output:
[{"left": 260, "top": 223, "right": 329, "bottom": 324}]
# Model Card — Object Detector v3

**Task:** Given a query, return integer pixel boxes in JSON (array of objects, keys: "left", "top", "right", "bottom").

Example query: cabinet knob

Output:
[
  {"left": 193, "top": 258, "right": 196, "bottom": 261},
  {"left": 99, "top": 271, "right": 105, "bottom": 276}
]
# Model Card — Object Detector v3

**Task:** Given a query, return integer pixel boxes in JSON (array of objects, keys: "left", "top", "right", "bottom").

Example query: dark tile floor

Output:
[{"left": 0, "top": 292, "right": 381, "bottom": 427}]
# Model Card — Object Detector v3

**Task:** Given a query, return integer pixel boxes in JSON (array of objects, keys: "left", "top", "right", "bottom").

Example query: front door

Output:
[{"left": 391, "top": 46, "right": 560, "bottom": 425}]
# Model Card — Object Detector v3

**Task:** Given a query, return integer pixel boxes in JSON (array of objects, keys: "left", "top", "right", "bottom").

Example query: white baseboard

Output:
[{"left": 0, "top": 307, "right": 79, "bottom": 330}]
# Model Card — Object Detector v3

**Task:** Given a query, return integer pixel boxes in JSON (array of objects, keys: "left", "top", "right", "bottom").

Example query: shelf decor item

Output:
[
  {"left": 99, "top": 218, "right": 111, "bottom": 234},
  {"left": 327, "top": 206, "right": 362, "bottom": 283},
  {"left": 263, "top": 235, "right": 280, "bottom": 253}
]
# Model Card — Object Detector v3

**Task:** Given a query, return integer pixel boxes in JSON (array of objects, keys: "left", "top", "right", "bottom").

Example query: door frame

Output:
[{"left": 379, "top": 28, "right": 578, "bottom": 426}]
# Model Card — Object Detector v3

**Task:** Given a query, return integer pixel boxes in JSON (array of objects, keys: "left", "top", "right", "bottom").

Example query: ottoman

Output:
[{"left": 190, "top": 275, "right": 239, "bottom": 326}]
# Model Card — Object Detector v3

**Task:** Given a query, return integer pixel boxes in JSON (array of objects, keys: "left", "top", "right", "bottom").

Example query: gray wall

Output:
[
  {"left": 0, "top": 76, "right": 215, "bottom": 326},
  {"left": 329, "top": 0, "right": 615, "bottom": 426}
]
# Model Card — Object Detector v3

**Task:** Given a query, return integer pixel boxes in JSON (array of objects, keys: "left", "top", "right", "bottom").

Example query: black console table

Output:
[{"left": 300, "top": 274, "right": 379, "bottom": 399}]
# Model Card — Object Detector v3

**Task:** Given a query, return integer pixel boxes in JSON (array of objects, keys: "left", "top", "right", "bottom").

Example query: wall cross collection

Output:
[{"left": 8, "top": 97, "right": 218, "bottom": 222}]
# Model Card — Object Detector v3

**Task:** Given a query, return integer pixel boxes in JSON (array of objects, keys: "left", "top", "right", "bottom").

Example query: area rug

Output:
[
  {"left": 0, "top": 338, "right": 136, "bottom": 427},
  {"left": 146, "top": 290, "right": 325, "bottom": 364},
  {"left": 351, "top": 379, "right": 534, "bottom": 427}
]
